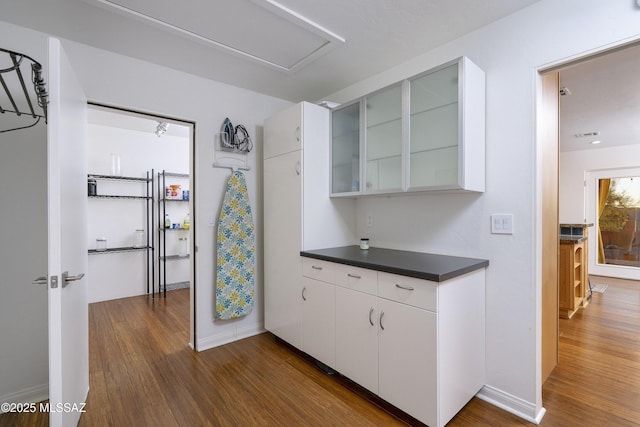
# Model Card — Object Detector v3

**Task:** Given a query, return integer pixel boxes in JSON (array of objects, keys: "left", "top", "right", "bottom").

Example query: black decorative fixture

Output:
[{"left": 0, "top": 47, "right": 49, "bottom": 133}]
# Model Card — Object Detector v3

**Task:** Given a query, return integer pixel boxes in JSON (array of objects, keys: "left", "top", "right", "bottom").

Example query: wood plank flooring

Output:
[{"left": 2, "top": 276, "right": 639, "bottom": 426}]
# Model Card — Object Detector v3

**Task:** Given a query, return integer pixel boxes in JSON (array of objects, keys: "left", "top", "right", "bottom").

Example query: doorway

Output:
[
  {"left": 87, "top": 104, "right": 196, "bottom": 347},
  {"left": 541, "top": 41, "right": 640, "bottom": 383}
]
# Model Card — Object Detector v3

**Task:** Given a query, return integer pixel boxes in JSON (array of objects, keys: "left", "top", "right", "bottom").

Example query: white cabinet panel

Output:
[
  {"left": 264, "top": 103, "right": 302, "bottom": 159},
  {"left": 264, "top": 151, "right": 303, "bottom": 348},
  {"left": 335, "top": 286, "right": 378, "bottom": 393},
  {"left": 334, "top": 263, "right": 377, "bottom": 295},
  {"left": 302, "top": 257, "right": 336, "bottom": 284},
  {"left": 378, "top": 272, "right": 438, "bottom": 312},
  {"left": 378, "top": 298, "right": 437, "bottom": 427},
  {"left": 302, "top": 277, "right": 336, "bottom": 368}
]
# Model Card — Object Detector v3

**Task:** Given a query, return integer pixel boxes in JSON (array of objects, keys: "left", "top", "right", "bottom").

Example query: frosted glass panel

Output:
[
  {"left": 332, "top": 103, "right": 360, "bottom": 193},
  {"left": 366, "top": 84, "right": 402, "bottom": 192},
  {"left": 410, "top": 64, "right": 459, "bottom": 189},
  {"left": 410, "top": 146, "right": 458, "bottom": 188}
]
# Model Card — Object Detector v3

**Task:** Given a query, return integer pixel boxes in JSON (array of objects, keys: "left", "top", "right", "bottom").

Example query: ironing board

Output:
[{"left": 215, "top": 171, "right": 255, "bottom": 319}]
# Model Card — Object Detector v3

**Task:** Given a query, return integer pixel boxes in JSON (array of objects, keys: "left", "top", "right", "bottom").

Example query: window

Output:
[{"left": 598, "top": 177, "right": 640, "bottom": 267}]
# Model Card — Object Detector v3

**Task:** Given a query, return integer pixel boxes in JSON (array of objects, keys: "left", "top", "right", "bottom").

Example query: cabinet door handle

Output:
[
  {"left": 311, "top": 265, "right": 323, "bottom": 270},
  {"left": 302, "top": 287, "right": 307, "bottom": 301},
  {"left": 369, "top": 307, "right": 374, "bottom": 326},
  {"left": 379, "top": 311, "right": 385, "bottom": 330},
  {"left": 295, "top": 126, "right": 301, "bottom": 142},
  {"left": 395, "top": 283, "right": 414, "bottom": 291},
  {"left": 347, "top": 273, "right": 361, "bottom": 279}
]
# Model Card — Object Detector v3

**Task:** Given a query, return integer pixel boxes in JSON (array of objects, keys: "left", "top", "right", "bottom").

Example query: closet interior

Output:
[{"left": 87, "top": 106, "right": 192, "bottom": 303}]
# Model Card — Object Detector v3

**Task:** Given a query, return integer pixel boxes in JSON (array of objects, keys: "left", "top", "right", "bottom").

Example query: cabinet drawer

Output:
[
  {"left": 334, "top": 263, "right": 377, "bottom": 296},
  {"left": 302, "top": 258, "right": 336, "bottom": 283},
  {"left": 378, "top": 272, "right": 437, "bottom": 312}
]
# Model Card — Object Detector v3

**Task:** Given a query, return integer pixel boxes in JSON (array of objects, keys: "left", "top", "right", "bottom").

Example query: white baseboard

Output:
[
  {"left": 197, "top": 323, "right": 266, "bottom": 352},
  {"left": 0, "top": 383, "right": 49, "bottom": 412},
  {"left": 236, "top": 323, "right": 265, "bottom": 341},
  {"left": 476, "top": 385, "right": 546, "bottom": 424}
]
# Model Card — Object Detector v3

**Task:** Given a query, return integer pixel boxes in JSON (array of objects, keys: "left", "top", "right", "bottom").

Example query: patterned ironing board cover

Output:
[{"left": 215, "top": 171, "right": 255, "bottom": 319}]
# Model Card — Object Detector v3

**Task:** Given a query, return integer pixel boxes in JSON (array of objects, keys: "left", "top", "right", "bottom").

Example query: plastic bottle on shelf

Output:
[
  {"left": 164, "top": 213, "right": 171, "bottom": 229},
  {"left": 183, "top": 213, "right": 190, "bottom": 230},
  {"left": 134, "top": 229, "right": 145, "bottom": 248}
]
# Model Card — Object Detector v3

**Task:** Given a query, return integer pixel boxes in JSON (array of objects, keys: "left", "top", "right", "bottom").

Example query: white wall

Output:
[
  {"left": 59, "top": 39, "right": 291, "bottom": 350},
  {"left": 87, "top": 122, "right": 190, "bottom": 302},
  {"left": 560, "top": 145, "right": 640, "bottom": 224},
  {"left": 0, "top": 21, "right": 49, "bottom": 406},
  {"left": 321, "top": 0, "right": 640, "bottom": 422}
]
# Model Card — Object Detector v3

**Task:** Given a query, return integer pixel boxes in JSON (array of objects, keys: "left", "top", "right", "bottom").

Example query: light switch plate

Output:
[{"left": 491, "top": 214, "right": 513, "bottom": 234}]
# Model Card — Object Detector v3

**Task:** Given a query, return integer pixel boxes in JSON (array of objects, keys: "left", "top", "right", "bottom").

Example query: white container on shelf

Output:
[
  {"left": 133, "top": 229, "right": 145, "bottom": 248},
  {"left": 96, "top": 237, "right": 107, "bottom": 251},
  {"left": 178, "top": 237, "right": 188, "bottom": 257}
]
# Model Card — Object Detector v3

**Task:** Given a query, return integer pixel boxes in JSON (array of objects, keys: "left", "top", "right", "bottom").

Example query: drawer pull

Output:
[
  {"left": 347, "top": 273, "right": 362, "bottom": 279},
  {"left": 379, "top": 311, "right": 385, "bottom": 330},
  {"left": 311, "top": 265, "right": 323, "bottom": 270},
  {"left": 395, "top": 283, "right": 414, "bottom": 291},
  {"left": 369, "top": 307, "right": 374, "bottom": 326},
  {"left": 302, "top": 287, "right": 307, "bottom": 301}
]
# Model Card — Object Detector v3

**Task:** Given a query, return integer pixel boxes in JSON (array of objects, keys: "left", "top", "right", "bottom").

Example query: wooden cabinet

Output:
[
  {"left": 330, "top": 56, "right": 485, "bottom": 197},
  {"left": 302, "top": 257, "right": 486, "bottom": 427},
  {"left": 559, "top": 239, "right": 588, "bottom": 318}
]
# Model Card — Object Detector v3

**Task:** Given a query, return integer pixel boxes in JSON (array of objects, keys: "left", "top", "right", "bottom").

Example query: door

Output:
[
  {"left": 47, "top": 38, "right": 89, "bottom": 427},
  {"left": 539, "top": 71, "right": 559, "bottom": 383},
  {"left": 263, "top": 150, "right": 303, "bottom": 348},
  {"left": 335, "top": 286, "right": 378, "bottom": 393},
  {"left": 301, "top": 277, "right": 335, "bottom": 368},
  {"left": 586, "top": 168, "right": 640, "bottom": 280},
  {"left": 378, "top": 298, "right": 437, "bottom": 427}
]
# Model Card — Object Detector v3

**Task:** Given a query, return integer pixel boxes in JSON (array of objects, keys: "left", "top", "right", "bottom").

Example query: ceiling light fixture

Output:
[
  {"left": 590, "top": 140, "right": 601, "bottom": 145},
  {"left": 559, "top": 87, "right": 571, "bottom": 96},
  {"left": 155, "top": 121, "right": 169, "bottom": 137}
]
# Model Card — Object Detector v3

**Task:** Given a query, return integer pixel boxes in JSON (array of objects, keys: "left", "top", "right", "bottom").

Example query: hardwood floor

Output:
[{"left": 2, "top": 278, "right": 639, "bottom": 426}]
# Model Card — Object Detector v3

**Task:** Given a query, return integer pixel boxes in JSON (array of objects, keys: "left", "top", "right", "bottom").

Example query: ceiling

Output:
[
  {"left": 3, "top": 0, "right": 637, "bottom": 153},
  {"left": 559, "top": 44, "right": 640, "bottom": 152},
  {"left": 2, "top": 0, "right": 543, "bottom": 102}
]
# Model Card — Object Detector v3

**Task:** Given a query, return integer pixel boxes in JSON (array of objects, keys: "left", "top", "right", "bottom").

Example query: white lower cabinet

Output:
[
  {"left": 335, "top": 286, "right": 379, "bottom": 393},
  {"left": 300, "top": 257, "right": 485, "bottom": 427},
  {"left": 301, "top": 277, "right": 335, "bottom": 369},
  {"left": 378, "top": 297, "right": 437, "bottom": 427}
]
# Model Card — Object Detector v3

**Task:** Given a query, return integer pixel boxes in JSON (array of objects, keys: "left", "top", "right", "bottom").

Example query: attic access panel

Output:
[{"left": 95, "top": 0, "right": 344, "bottom": 72}]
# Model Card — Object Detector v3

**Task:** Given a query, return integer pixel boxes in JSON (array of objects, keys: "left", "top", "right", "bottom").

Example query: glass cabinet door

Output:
[
  {"left": 331, "top": 102, "right": 360, "bottom": 194},
  {"left": 365, "top": 84, "right": 403, "bottom": 193},
  {"left": 409, "top": 63, "right": 459, "bottom": 189}
]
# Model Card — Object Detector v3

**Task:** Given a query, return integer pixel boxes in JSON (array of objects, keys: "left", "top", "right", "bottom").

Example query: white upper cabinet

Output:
[
  {"left": 330, "top": 56, "right": 485, "bottom": 197},
  {"left": 365, "top": 83, "right": 403, "bottom": 193},
  {"left": 331, "top": 101, "right": 361, "bottom": 195}
]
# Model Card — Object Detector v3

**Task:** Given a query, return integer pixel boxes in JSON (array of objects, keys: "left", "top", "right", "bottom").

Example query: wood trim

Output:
[{"left": 540, "top": 71, "right": 559, "bottom": 383}]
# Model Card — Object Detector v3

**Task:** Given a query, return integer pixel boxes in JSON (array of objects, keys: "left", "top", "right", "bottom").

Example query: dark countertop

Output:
[
  {"left": 559, "top": 223, "right": 594, "bottom": 228},
  {"left": 300, "top": 246, "right": 489, "bottom": 282},
  {"left": 560, "top": 235, "right": 587, "bottom": 244}
]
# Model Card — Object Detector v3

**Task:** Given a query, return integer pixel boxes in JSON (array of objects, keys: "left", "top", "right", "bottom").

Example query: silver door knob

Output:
[
  {"left": 32, "top": 276, "right": 47, "bottom": 285},
  {"left": 62, "top": 271, "right": 85, "bottom": 288}
]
